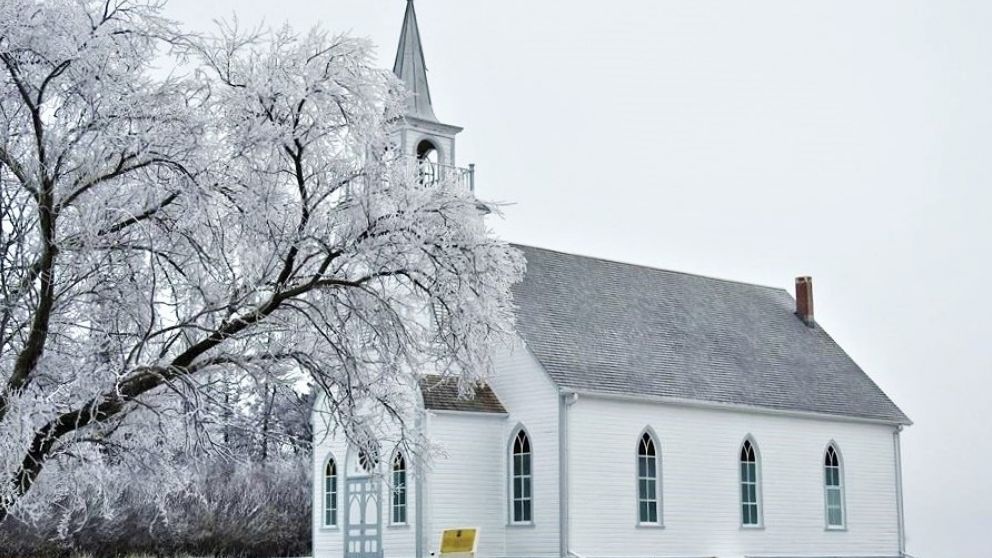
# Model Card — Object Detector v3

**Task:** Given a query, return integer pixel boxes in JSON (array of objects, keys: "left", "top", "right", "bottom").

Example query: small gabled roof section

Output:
[
  {"left": 419, "top": 374, "right": 507, "bottom": 414},
  {"left": 510, "top": 245, "right": 911, "bottom": 425},
  {"left": 393, "top": 0, "right": 437, "bottom": 122}
]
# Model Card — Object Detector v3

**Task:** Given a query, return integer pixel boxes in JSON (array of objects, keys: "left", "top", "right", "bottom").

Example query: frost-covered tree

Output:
[{"left": 0, "top": 0, "right": 522, "bottom": 523}]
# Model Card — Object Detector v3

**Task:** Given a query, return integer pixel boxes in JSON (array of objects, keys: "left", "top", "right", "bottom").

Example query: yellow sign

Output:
[{"left": 439, "top": 528, "right": 478, "bottom": 555}]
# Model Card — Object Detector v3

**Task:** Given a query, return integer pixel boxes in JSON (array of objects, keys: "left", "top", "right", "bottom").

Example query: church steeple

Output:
[
  {"left": 390, "top": 0, "right": 464, "bottom": 173},
  {"left": 393, "top": 0, "right": 436, "bottom": 122}
]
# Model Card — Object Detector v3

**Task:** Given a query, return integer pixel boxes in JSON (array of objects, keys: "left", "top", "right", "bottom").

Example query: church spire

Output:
[
  {"left": 392, "top": 0, "right": 437, "bottom": 122},
  {"left": 389, "top": 0, "right": 464, "bottom": 176}
]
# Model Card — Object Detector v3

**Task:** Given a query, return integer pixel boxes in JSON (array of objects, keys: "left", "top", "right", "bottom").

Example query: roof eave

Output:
[
  {"left": 401, "top": 115, "right": 463, "bottom": 135},
  {"left": 423, "top": 407, "right": 509, "bottom": 417},
  {"left": 560, "top": 387, "right": 912, "bottom": 427}
]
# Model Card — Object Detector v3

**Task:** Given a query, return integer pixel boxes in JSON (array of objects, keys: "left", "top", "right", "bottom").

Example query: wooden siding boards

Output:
[
  {"left": 422, "top": 333, "right": 562, "bottom": 558},
  {"left": 488, "top": 337, "right": 563, "bottom": 558},
  {"left": 383, "top": 467, "right": 418, "bottom": 558},
  {"left": 566, "top": 395, "right": 901, "bottom": 558},
  {"left": 423, "top": 412, "right": 507, "bottom": 557},
  {"left": 312, "top": 400, "right": 347, "bottom": 558}
]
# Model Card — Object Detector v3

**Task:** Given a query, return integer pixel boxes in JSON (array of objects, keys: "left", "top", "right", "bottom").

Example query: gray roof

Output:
[
  {"left": 511, "top": 245, "right": 910, "bottom": 425},
  {"left": 419, "top": 375, "right": 507, "bottom": 414},
  {"left": 392, "top": 1, "right": 437, "bottom": 122}
]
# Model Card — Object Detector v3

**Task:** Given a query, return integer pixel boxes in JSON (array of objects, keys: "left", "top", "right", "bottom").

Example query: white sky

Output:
[{"left": 163, "top": 1, "right": 991, "bottom": 555}]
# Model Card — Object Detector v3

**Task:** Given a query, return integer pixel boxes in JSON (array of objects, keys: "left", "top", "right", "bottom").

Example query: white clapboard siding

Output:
[
  {"left": 487, "top": 337, "right": 562, "bottom": 558},
  {"left": 312, "top": 396, "right": 348, "bottom": 558},
  {"left": 424, "top": 411, "right": 508, "bottom": 558},
  {"left": 382, "top": 447, "right": 418, "bottom": 558},
  {"left": 566, "top": 395, "right": 901, "bottom": 558}
]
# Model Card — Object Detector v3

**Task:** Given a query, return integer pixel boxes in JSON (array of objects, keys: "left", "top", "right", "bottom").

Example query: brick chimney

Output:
[{"left": 795, "top": 276, "right": 814, "bottom": 327}]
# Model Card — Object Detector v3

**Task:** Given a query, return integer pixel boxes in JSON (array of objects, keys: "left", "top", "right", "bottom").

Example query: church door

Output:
[{"left": 344, "top": 477, "right": 383, "bottom": 558}]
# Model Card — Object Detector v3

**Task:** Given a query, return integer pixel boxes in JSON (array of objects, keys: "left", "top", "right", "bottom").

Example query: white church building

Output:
[{"left": 312, "top": 3, "right": 911, "bottom": 558}]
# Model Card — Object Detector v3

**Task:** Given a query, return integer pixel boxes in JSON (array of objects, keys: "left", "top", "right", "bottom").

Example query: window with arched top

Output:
[
  {"left": 824, "top": 444, "right": 845, "bottom": 528},
  {"left": 637, "top": 431, "right": 662, "bottom": 525},
  {"left": 323, "top": 456, "right": 337, "bottom": 527},
  {"left": 391, "top": 451, "right": 408, "bottom": 525},
  {"left": 510, "top": 428, "right": 532, "bottom": 524},
  {"left": 739, "top": 438, "right": 761, "bottom": 527}
]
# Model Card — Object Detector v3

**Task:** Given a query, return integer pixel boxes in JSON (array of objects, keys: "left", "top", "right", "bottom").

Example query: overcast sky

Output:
[{"left": 164, "top": 1, "right": 990, "bottom": 555}]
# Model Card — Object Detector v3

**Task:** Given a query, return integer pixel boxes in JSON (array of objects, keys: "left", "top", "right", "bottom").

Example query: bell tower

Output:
[{"left": 392, "top": 0, "right": 465, "bottom": 176}]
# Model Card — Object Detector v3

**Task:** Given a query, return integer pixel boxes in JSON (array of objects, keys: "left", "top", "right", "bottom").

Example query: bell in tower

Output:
[{"left": 391, "top": 0, "right": 474, "bottom": 190}]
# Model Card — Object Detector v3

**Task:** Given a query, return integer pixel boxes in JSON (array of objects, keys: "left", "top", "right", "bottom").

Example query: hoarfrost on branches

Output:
[{"left": 0, "top": 0, "right": 523, "bottom": 523}]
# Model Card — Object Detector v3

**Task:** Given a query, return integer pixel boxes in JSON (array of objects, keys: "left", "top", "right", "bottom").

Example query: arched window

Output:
[
  {"left": 824, "top": 444, "right": 845, "bottom": 528},
  {"left": 391, "top": 451, "right": 408, "bottom": 525},
  {"left": 510, "top": 428, "right": 532, "bottom": 524},
  {"left": 637, "top": 431, "right": 661, "bottom": 524},
  {"left": 323, "top": 456, "right": 337, "bottom": 527},
  {"left": 739, "top": 438, "right": 761, "bottom": 527}
]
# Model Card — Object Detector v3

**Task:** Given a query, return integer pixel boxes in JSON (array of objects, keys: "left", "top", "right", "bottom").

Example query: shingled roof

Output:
[
  {"left": 419, "top": 375, "right": 507, "bottom": 414},
  {"left": 511, "top": 245, "right": 910, "bottom": 425}
]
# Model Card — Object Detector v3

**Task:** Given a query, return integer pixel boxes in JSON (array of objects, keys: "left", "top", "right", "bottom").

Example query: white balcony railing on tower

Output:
[{"left": 414, "top": 158, "right": 476, "bottom": 192}]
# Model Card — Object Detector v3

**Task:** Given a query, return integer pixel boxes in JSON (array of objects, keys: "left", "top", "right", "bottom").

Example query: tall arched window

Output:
[
  {"left": 637, "top": 431, "right": 661, "bottom": 525},
  {"left": 510, "top": 428, "right": 532, "bottom": 524},
  {"left": 739, "top": 438, "right": 761, "bottom": 527},
  {"left": 824, "top": 444, "right": 845, "bottom": 528},
  {"left": 391, "top": 451, "right": 408, "bottom": 525},
  {"left": 323, "top": 456, "right": 337, "bottom": 527}
]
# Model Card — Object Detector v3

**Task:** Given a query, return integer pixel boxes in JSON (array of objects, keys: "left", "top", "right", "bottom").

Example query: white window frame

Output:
[
  {"left": 824, "top": 442, "right": 846, "bottom": 530},
  {"left": 322, "top": 454, "right": 338, "bottom": 528},
  {"left": 509, "top": 426, "right": 533, "bottom": 525},
  {"left": 391, "top": 450, "right": 408, "bottom": 526},
  {"left": 636, "top": 428, "right": 663, "bottom": 526},
  {"left": 739, "top": 437, "right": 763, "bottom": 528}
]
